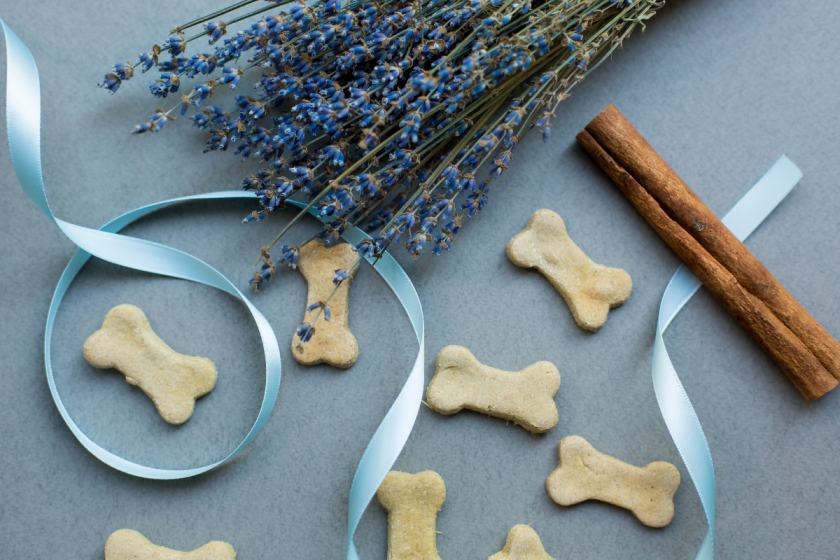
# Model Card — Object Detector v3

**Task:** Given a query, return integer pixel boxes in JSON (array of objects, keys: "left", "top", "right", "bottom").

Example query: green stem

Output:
[
  {"left": 173, "top": 0, "right": 263, "bottom": 33},
  {"left": 255, "top": 125, "right": 406, "bottom": 265}
]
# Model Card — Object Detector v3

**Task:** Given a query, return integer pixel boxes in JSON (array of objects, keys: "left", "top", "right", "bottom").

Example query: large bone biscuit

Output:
[
  {"left": 546, "top": 435, "right": 680, "bottom": 527},
  {"left": 377, "top": 470, "right": 446, "bottom": 560},
  {"left": 507, "top": 209, "right": 632, "bottom": 332},
  {"left": 83, "top": 304, "right": 217, "bottom": 425},
  {"left": 488, "top": 525, "right": 556, "bottom": 560},
  {"left": 104, "top": 529, "right": 236, "bottom": 560},
  {"left": 426, "top": 345, "right": 561, "bottom": 433},
  {"left": 294, "top": 242, "right": 359, "bottom": 368}
]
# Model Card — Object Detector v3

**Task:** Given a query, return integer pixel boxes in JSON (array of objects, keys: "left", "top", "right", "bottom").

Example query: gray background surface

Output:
[{"left": 1, "top": 0, "right": 839, "bottom": 558}]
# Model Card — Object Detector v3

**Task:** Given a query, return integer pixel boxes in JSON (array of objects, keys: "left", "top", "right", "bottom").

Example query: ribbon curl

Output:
[{"left": 653, "top": 155, "right": 802, "bottom": 560}]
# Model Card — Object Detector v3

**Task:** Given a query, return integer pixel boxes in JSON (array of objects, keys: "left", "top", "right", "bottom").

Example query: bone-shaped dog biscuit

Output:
[
  {"left": 294, "top": 242, "right": 359, "bottom": 368},
  {"left": 104, "top": 529, "right": 236, "bottom": 560},
  {"left": 426, "top": 345, "right": 561, "bottom": 433},
  {"left": 507, "top": 209, "right": 632, "bottom": 332},
  {"left": 377, "top": 470, "right": 446, "bottom": 560},
  {"left": 546, "top": 435, "right": 680, "bottom": 527},
  {"left": 488, "top": 525, "right": 556, "bottom": 560},
  {"left": 83, "top": 304, "right": 217, "bottom": 425}
]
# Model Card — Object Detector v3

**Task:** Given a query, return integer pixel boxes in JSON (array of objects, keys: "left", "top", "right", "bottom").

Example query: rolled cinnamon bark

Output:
[
  {"left": 586, "top": 105, "right": 840, "bottom": 381},
  {"left": 577, "top": 106, "right": 839, "bottom": 400}
]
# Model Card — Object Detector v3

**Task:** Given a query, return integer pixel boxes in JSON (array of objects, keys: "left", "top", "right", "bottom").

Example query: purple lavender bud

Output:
[
  {"left": 138, "top": 49, "right": 158, "bottom": 73},
  {"left": 353, "top": 239, "right": 378, "bottom": 258},
  {"left": 165, "top": 35, "right": 187, "bottom": 56},
  {"left": 296, "top": 323, "right": 315, "bottom": 342},
  {"left": 131, "top": 122, "right": 152, "bottom": 134},
  {"left": 205, "top": 21, "right": 227, "bottom": 45},
  {"left": 333, "top": 269, "right": 350, "bottom": 285},
  {"left": 99, "top": 73, "right": 122, "bottom": 94}
]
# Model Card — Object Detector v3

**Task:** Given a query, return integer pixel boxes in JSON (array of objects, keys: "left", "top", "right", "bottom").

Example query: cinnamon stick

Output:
[
  {"left": 577, "top": 106, "right": 839, "bottom": 400},
  {"left": 587, "top": 105, "right": 840, "bottom": 381}
]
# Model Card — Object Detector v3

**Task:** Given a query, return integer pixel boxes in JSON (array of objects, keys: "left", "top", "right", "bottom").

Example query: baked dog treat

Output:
[
  {"left": 294, "top": 242, "right": 359, "bottom": 368},
  {"left": 546, "top": 435, "right": 680, "bottom": 527},
  {"left": 488, "top": 525, "right": 556, "bottom": 560},
  {"left": 83, "top": 304, "right": 217, "bottom": 425},
  {"left": 426, "top": 345, "right": 561, "bottom": 433},
  {"left": 377, "top": 470, "right": 446, "bottom": 560},
  {"left": 507, "top": 209, "right": 632, "bottom": 332},
  {"left": 104, "top": 529, "right": 236, "bottom": 560}
]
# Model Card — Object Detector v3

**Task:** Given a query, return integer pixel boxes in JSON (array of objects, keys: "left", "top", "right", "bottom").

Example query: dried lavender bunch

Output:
[{"left": 102, "top": 0, "right": 662, "bottom": 345}]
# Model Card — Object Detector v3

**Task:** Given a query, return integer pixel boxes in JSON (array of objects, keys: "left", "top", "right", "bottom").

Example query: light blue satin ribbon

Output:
[
  {"left": 654, "top": 155, "right": 802, "bottom": 559},
  {"left": 4, "top": 15, "right": 805, "bottom": 560},
  {"left": 2, "top": 18, "right": 424, "bottom": 552}
]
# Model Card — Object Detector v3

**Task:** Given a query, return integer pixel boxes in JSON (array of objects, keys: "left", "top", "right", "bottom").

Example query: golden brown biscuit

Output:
[
  {"left": 507, "top": 209, "right": 632, "bottom": 332},
  {"left": 546, "top": 435, "right": 680, "bottom": 527},
  {"left": 377, "top": 470, "right": 446, "bottom": 560},
  {"left": 488, "top": 525, "right": 556, "bottom": 560},
  {"left": 293, "top": 242, "right": 359, "bottom": 368},
  {"left": 426, "top": 345, "right": 561, "bottom": 433},
  {"left": 83, "top": 304, "right": 217, "bottom": 425},
  {"left": 104, "top": 529, "right": 235, "bottom": 560}
]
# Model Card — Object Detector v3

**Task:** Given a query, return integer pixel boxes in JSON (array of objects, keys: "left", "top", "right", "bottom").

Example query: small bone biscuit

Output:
[
  {"left": 488, "top": 525, "right": 556, "bottom": 560},
  {"left": 507, "top": 209, "right": 632, "bottom": 332},
  {"left": 377, "top": 470, "right": 446, "bottom": 560},
  {"left": 83, "top": 304, "right": 217, "bottom": 425},
  {"left": 105, "top": 529, "right": 236, "bottom": 560},
  {"left": 426, "top": 345, "right": 561, "bottom": 433},
  {"left": 546, "top": 435, "right": 681, "bottom": 527},
  {"left": 293, "top": 242, "right": 359, "bottom": 368}
]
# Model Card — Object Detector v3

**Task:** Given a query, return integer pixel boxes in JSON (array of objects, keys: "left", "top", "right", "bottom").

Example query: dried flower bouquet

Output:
[{"left": 102, "top": 0, "right": 662, "bottom": 345}]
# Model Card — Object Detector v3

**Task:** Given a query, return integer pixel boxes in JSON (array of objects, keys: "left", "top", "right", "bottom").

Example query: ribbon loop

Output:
[
  {"left": 1, "top": 18, "right": 425, "bottom": 546},
  {"left": 654, "top": 155, "right": 803, "bottom": 559}
]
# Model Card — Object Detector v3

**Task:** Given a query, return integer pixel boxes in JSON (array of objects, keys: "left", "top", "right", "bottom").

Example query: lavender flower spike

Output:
[{"left": 104, "top": 0, "right": 662, "bottom": 285}]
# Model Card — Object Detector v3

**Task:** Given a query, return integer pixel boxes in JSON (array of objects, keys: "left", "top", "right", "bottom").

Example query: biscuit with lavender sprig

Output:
[
  {"left": 103, "top": 0, "right": 664, "bottom": 347},
  {"left": 293, "top": 242, "right": 360, "bottom": 368}
]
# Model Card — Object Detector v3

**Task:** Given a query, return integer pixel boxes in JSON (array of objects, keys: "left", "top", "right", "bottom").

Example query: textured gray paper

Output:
[{"left": 1, "top": 0, "right": 839, "bottom": 558}]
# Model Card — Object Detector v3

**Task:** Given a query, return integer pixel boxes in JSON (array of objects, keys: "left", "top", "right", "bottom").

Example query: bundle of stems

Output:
[{"left": 102, "top": 0, "right": 663, "bottom": 344}]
